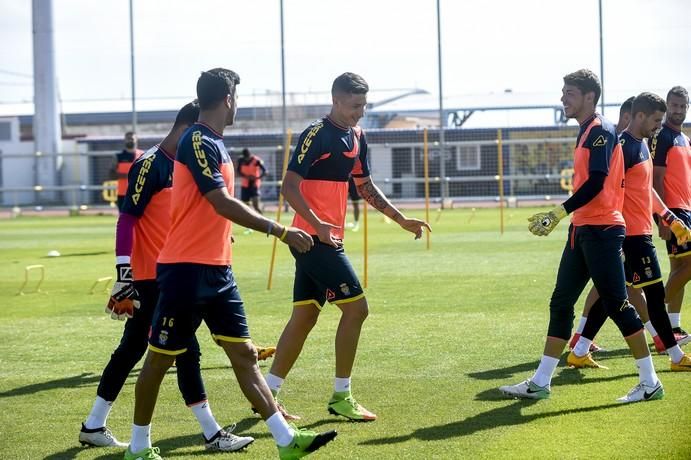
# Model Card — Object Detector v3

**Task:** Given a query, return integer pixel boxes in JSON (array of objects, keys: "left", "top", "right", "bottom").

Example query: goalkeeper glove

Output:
[
  {"left": 661, "top": 209, "right": 691, "bottom": 245},
  {"left": 528, "top": 205, "right": 567, "bottom": 237},
  {"left": 105, "top": 263, "right": 140, "bottom": 320}
]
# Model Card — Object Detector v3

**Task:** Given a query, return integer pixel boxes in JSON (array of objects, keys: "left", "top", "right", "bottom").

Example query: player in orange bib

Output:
[
  {"left": 500, "top": 70, "right": 663, "bottom": 403},
  {"left": 124, "top": 68, "right": 336, "bottom": 460},
  {"left": 569, "top": 93, "right": 691, "bottom": 372},
  {"left": 651, "top": 86, "right": 691, "bottom": 344},
  {"left": 263, "top": 73, "right": 431, "bottom": 422}
]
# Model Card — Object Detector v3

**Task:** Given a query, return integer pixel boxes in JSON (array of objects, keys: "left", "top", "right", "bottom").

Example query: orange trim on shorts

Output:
[
  {"left": 332, "top": 293, "right": 366, "bottom": 305},
  {"left": 293, "top": 299, "right": 322, "bottom": 310},
  {"left": 148, "top": 344, "right": 187, "bottom": 356}
]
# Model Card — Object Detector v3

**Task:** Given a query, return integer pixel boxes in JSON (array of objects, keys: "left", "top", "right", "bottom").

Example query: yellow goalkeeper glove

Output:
[
  {"left": 528, "top": 205, "right": 567, "bottom": 237},
  {"left": 661, "top": 209, "right": 691, "bottom": 245}
]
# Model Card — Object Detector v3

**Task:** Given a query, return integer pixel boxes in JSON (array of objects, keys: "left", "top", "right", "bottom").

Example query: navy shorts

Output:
[
  {"left": 623, "top": 235, "right": 663, "bottom": 287},
  {"left": 666, "top": 208, "right": 691, "bottom": 258},
  {"left": 240, "top": 185, "right": 260, "bottom": 202},
  {"left": 150, "top": 263, "right": 251, "bottom": 355},
  {"left": 348, "top": 179, "right": 360, "bottom": 202},
  {"left": 290, "top": 240, "right": 364, "bottom": 310}
]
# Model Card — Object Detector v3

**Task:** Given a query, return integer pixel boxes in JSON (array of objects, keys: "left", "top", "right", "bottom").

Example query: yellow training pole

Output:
[
  {"left": 497, "top": 128, "right": 505, "bottom": 235},
  {"left": 363, "top": 200, "right": 368, "bottom": 289},
  {"left": 267, "top": 129, "right": 293, "bottom": 290},
  {"left": 423, "top": 128, "right": 431, "bottom": 249}
]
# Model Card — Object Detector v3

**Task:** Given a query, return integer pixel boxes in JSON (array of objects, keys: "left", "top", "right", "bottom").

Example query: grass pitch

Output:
[{"left": 0, "top": 208, "right": 690, "bottom": 459}]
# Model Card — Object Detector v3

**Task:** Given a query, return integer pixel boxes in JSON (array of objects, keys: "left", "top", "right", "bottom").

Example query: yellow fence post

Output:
[{"left": 267, "top": 129, "right": 293, "bottom": 290}]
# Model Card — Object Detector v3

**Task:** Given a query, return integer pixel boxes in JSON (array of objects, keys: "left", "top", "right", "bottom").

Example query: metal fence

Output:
[{"left": 0, "top": 128, "right": 579, "bottom": 210}]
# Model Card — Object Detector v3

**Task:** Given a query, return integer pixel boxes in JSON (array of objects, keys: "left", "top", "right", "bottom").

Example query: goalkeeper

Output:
[
  {"left": 501, "top": 70, "right": 663, "bottom": 403},
  {"left": 79, "top": 102, "right": 264, "bottom": 451}
]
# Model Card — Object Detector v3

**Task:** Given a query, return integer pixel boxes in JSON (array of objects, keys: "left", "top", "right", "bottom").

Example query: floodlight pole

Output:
[
  {"left": 436, "top": 0, "right": 447, "bottom": 202},
  {"left": 129, "top": 0, "right": 137, "bottom": 132},
  {"left": 598, "top": 0, "right": 605, "bottom": 115},
  {"left": 280, "top": 0, "right": 287, "bottom": 137}
]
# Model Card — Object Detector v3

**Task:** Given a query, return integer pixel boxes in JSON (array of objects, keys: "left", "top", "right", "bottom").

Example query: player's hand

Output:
[
  {"left": 105, "top": 263, "right": 140, "bottom": 320},
  {"left": 314, "top": 220, "right": 341, "bottom": 247},
  {"left": 280, "top": 226, "right": 314, "bottom": 253},
  {"left": 528, "top": 205, "right": 567, "bottom": 236},
  {"left": 397, "top": 217, "right": 432, "bottom": 240},
  {"left": 661, "top": 210, "right": 690, "bottom": 244}
]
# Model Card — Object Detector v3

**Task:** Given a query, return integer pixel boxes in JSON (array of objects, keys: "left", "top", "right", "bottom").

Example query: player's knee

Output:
[
  {"left": 605, "top": 299, "right": 643, "bottom": 337},
  {"left": 547, "top": 302, "right": 574, "bottom": 340},
  {"left": 340, "top": 299, "right": 369, "bottom": 323},
  {"left": 224, "top": 341, "right": 257, "bottom": 370},
  {"left": 175, "top": 349, "right": 201, "bottom": 372},
  {"left": 144, "top": 350, "right": 176, "bottom": 373},
  {"left": 289, "top": 307, "right": 320, "bottom": 331}
]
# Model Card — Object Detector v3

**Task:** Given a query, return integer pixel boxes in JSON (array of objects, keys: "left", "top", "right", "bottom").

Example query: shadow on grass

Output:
[
  {"left": 0, "top": 372, "right": 101, "bottom": 398},
  {"left": 468, "top": 347, "right": 638, "bottom": 381},
  {"left": 48, "top": 421, "right": 265, "bottom": 460},
  {"left": 0, "top": 364, "right": 247, "bottom": 399},
  {"left": 361, "top": 397, "right": 624, "bottom": 446}
]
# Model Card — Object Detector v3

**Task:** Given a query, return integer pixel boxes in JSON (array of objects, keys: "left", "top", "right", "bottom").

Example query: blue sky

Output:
[{"left": 1, "top": 0, "right": 690, "bottom": 125}]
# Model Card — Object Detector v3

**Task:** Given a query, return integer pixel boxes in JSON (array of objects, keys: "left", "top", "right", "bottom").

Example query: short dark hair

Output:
[
  {"left": 241, "top": 148, "right": 250, "bottom": 155},
  {"left": 632, "top": 92, "right": 666, "bottom": 117},
  {"left": 331, "top": 72, "right": 369, "bottom": 96},
  {"left": 666, "top": 85, "right": 689, "bottom": 103},
  {"left": 619, "top": 96, "right": 635, "bottom": 115},
  {"left": 173, "top": 101, "right": 200, "bottom": 128},
  {"left": 124, "top": 131, "right": 135, "bottom": 138},
  {"left": 563, "top": 69, "right": 601, "bottom": 105},
  {"left": 196, "top": 68, "right": 241, "bottom": 110}
]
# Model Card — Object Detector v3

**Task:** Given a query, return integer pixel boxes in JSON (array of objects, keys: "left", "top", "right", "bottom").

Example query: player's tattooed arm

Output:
[{"left": 357, "top": 179, "right": 402, "bottom": 222}]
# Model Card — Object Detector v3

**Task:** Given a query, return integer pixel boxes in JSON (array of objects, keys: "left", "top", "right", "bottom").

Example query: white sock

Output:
[
  {"left": 643, "top": 321, "right": 658, "bottom": 337},
  {"left": 575, "top": 316, "right": 587, "bottom": 335},
  {"left": 190, "top": 400, "right": 222, "bottom": 440},
  {"left": 573, "top": 337, "right": 592, "bottom": 357},
  {"left": 635, "top": 355, "right": 659, "bottom": 386},
  {"left": 84, "top": 396, "right": 113, "bottom": 429},
  {"left": 130, "top": 424, "right": 151, "bottom": 453},
  {"left": 265, "top": 373, "right": 284, "bottom": 394},
  {"left": 266, "top": 412, "right": 295, "bottom": 447},
  {"left": 531, "top": 355, "right": 559, "bottom": 388},
  {"left": 668, "top": 313, "right": 681, "bottom": 328},
  {"left": 668, "top": 345, "right": 685, "bottom": 364},
  {"left": 334, "top": 377, "right": 351, "bottom": 393}
]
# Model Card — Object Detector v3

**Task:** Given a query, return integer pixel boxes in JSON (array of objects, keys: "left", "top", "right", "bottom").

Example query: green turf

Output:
[{"left": 1, "top": 209, "right": 690, "bottom": 459}]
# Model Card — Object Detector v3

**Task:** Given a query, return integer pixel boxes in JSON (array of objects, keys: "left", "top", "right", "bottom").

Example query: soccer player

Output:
[
  {"left": 237, "top": 147, "right": 267, "bottom": 214},
  {"left": 79, "top": 102, "right": 254, "bottom": 452},
  {"left": 568, "top": 96, "right": 637, "bottom": 353},
  {"left": 264, "top": 72, "right": 431, "bottom": 421},
  {"left": 112, "top": 132, "right": 143, "bottom": 212},
  {"left": 499, "top": 69, "right": 663, "bottom": 403},
  {"left": 346, "top": 176, "right": 361, "bottom": 231},
  {"left": 651, "top": 86, "right": 691, "bottom": 343},
  {"left": 569, "top": 92, "right": 691, "bottom": 371},
  {"left": 124, "top": 68, "right": 336, "bottom": 460}
]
